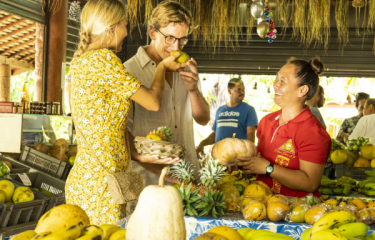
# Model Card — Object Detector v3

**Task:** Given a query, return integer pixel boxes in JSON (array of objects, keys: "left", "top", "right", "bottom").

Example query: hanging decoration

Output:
[
  {"left": 252, "top": 0, "right": 278, "bottom": 43},
  {"left": 246, "top": 0, "right": 255, "bottom": 42},
  {"left": 278, "top": 0, "right": 291, "bottom": 36},
  {"left": 306, "top": 0, "right": 323, "bottom": 47},
  {"left": 292, "top": 0, "right": 307, "bottom": 44},
  {"left": 322, "top": 0, "right": 331, "bottom": 52},
  {"left": 68, "top": 1, "right": 81, "bottom": 21},
  {"left": 335, "top": 0, "right": 349, "bottom": 51}
]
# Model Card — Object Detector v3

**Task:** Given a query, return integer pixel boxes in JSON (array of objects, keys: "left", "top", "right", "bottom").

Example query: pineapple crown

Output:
[
  {"left": 199, "top": 159, "right": 227, "bottom": 187},
  {"left": 169, "top": 159, "right": 195, "bottom": 183},
  {"left": 178, "top": 183, "right": 201, "bottom": 216},
  {"left": 157, "top": 126, "right": 173, "bottom": 142},
  {"left": 196, "top": 189, "right": 225, "bottom": 218}
]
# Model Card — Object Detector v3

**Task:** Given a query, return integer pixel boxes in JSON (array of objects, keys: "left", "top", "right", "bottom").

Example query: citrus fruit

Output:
[{"left": 170, "top": 50, "right": 190, "bottom": 63}]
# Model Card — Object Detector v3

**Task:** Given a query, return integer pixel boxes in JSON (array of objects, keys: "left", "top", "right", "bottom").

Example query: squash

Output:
[
  {"left": 212, "top": 133, "right": 257, "bottom": 165},
  {"left": 126, "top": 167, "right": 186, "bottom": 240},
  {"left": 35, "top": 204, "right": 90, "bottom": 234}
]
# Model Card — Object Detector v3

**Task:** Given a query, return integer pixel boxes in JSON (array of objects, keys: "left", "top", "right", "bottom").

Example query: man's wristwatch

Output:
[{"left": 265, "top": 163, "right": 274, "bottom": 177}]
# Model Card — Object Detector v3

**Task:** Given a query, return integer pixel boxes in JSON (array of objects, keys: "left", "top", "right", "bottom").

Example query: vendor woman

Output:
[{"left": 237, "top": 57, "right": 331, "bottom": 197}]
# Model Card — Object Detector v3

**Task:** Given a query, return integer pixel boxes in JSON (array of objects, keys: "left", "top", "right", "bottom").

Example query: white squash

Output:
[{"left": 126, "top": 167, "right": 186, "bottom": 240}]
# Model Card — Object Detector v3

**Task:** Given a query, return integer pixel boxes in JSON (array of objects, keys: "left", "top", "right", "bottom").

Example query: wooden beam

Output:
[
  {"left": 0, "top": 19, "right": 26, "bottom": 32},
  {"left": 1, "top": 39, "right": 35, "bottom": 55},
  {"left": 0, "top": 55, "right": 35, "bottom": 70},
  {"left": 19, "top": 53, "right": 35, "bottom": 61},
  {"left": 0, "top": 24, "right": 36, "bottom": 42},
  {"left": 0, "top": 15, "right": 13, "bottom": 24},
  {"left": 10, "top": 46, "right": 35, "bottom": 59},
  {"left": 0, "top": 30, "right": 36, "bottom": 50}
]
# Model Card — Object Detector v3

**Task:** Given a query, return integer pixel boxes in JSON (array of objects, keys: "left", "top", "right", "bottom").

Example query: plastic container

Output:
[
  {"left": 334, "top": 164, "right": 373, "bottom": 181},
  {"left": 0, "top": 178, "right": 49, "bottom": 228},
  {"left": 19, "top": 146, "right": 72, "bottom": 179},
  {"left": 0, "top": 102, "right": 14, "bottom": 113},
  {"left": 10, "top": 172, "right": 66, "bottom": 212},
  {"left": 0, "top": 221, "right": 38, "bottom": 240},
  {"left": 0, "top": 156, "right": 31, "bottom": 174}
]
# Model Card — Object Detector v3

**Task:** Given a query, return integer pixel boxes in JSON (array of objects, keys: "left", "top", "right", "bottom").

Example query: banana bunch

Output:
[
  {"left": 301, "top": 210, "right": 372, "bottom": 240},
  {"left": 319, "top": 176, "right": 353, "bottom": 196},
  {"left": 357, "top": 171, "right": 375, "bottom": 197},
  {"left": 237, "top": 228, "right": 295, "bottom": 240},
  {"left": 10, "top": 224, "right": 124, "bottom": 240}
]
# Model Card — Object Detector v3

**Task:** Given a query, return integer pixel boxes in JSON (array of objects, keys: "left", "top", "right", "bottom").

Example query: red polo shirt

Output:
[{"left": 256, "top": 106, "right": 331, "bottom": 198}]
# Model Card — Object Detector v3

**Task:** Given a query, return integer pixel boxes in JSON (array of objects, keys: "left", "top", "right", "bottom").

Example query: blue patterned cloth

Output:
[{"left": 184, "top": 213, "right": 375, "bottom": 240}]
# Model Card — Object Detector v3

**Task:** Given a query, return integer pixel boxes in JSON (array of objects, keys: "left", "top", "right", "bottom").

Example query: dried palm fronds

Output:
[
  {"left": 42, "top": 0, "right": 64, "bottom": 15},
  {"left": 306, "top": 0, "right": 323, "bottom": 47},
  {"left": 278, "top": 0, "right": 291, "bottom": 37},
  {"left": 246, "top": 0, "right": 254, "bottom": 42},
  {"left": 335, "top": 0, "right": 349, "bottom": 51},
  {"left": 292, "top": 0, "right": 307, "bottom": 43},
  {"left": 128, "top": 0, "right": 145, "bottom": 34},
  {"left": 144, "top": 0, "right": 154, "bottom": 25},
  {"left": 322, "top": 0, "right": 331, "bottom": 52},
  {"left": 192, "top": 0, "right": 201, "bottom": 45}
]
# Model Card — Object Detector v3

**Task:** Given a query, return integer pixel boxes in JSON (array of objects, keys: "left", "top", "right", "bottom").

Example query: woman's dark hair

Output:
[
  {"left": 287, "top": 57, "right": 324, "bottom": 100},
  {"left": 356, "top": 92, "right": 370, "bottom": 108},
  {"left": 365, "top": 98, "right": 375, "bottom": 109}
]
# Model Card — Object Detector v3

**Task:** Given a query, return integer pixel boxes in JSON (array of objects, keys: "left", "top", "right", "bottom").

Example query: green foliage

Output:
[{"left": 10, "top": 70, "right": 35, "bottom": 102}]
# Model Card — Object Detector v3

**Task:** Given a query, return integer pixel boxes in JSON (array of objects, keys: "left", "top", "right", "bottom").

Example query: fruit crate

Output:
[
  {"left": 334, "top": 164, "right": 373, "bottom": 181},
  {"left": 0, "top": 178, "right": 49, "bottom": 228},
  {"left": 10, "top": 172, "right": 66, "bottom": 213},
  {"left": 19, "top": 146, "right": 72, "bottom": 179},
  {"left": 0, "top": 221, "right": 38, "bottom": 240},
  {"left": 0, "top": 156, "right": 31, "bottom": 174}
]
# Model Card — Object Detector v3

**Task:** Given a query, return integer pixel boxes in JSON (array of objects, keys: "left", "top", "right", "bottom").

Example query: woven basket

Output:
[{"left": 134, "top": 137, "right": 186, "bottom": 159}]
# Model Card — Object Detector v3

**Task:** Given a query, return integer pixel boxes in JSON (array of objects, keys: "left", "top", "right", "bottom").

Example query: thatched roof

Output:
[{"left": 0, "top": 10, "right": 35, "bottom": 72}]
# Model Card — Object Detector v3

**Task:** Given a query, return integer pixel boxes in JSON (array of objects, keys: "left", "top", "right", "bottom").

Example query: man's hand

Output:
[
  {"left": 236, "top": 153, "right": 270, "bottom": 174},
  {"left": 139, "top": 154, "right": 182, "bottom": 164},
  {"left": 179, "top": 58, "right": 199, "bottom": 92},
  {"left": 196, "top": 144, "right": 204, "bottom": 159}
]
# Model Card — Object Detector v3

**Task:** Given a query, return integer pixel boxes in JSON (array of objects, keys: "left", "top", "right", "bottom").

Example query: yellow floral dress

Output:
[{"left": 65, "top": 48, "right": 141, "bottom": 225}]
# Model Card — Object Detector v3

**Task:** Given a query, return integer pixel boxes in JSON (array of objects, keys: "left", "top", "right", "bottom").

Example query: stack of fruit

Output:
[
  {"left": 194, "top": 225, "right": 295, "bottom": 240},
  {"left": 301, "top": 210, "right": 373, "bottom": 240},
  {"left": 328, "top": 138, "right": 347, "bottom": 162},
  {"left": 134, "top": 126, "right": 186, "bottom": 159},
  {"left": 331, "top": 141, "right": 375, "bottom": 167},
  {"left": 319, "top": 176, "right": 356, "bottom": 196},
  {"left": 347, "top": 137, "right": 371, "bottom": 152},
  {"left": 0, "top": 179, "right": 34, "bottom": 204},
  {"left": 10, "top": 204, "right": 125, "bottom": 240}
]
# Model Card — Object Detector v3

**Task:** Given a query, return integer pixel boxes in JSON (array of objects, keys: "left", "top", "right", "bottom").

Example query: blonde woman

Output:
[{"left": 66, "top": 0, "right": 186, "bottom": 225}]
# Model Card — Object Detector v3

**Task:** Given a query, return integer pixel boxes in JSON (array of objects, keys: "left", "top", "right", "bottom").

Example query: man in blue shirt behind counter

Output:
[{"left": 196, "top": 78, "right": 258, "bottom": 157}]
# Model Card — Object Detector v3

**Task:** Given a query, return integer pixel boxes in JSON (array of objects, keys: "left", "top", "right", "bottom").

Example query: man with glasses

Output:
[
  {"left": 196, "top": 78, "right": 258, "bottom": 157},
  {"left": 124, "top": 1, "right": 210, "bottom": 187}
]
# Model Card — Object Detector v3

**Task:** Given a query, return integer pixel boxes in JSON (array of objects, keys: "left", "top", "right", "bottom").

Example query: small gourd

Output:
[
  {"left": 212, "top": 133, "right": 257, "bottom": 165},
  {"left": 126, "top": 167, "right": 186, "bottom": 240}
]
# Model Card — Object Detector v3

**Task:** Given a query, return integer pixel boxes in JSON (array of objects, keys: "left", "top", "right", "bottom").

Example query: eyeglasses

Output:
[{"left": 155, "top": 29, "right": 189, "bottom": 46}]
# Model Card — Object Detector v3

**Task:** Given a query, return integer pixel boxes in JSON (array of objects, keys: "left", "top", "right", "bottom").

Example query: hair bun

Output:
[{"left": 309, "top": 57, "right": 324, "bottom": 75}]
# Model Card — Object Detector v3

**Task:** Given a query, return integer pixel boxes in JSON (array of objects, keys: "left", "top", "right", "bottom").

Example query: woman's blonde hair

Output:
[
  {"left": 73, "top": 0, "right": 127, "bottom": 60},
  {"left": 148, "top": 1, "right": 193, "bottom": 34}
]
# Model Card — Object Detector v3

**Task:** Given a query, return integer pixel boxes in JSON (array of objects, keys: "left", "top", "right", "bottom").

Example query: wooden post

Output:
[
  {"left": 46, "top": 0, "right": 68, "bottom": 103},
  {"left": 34, "top": 23, "right": 44, "bottom": 102},
  {"left": 0, "top": 64, "right": 11, "bottom": 102}
]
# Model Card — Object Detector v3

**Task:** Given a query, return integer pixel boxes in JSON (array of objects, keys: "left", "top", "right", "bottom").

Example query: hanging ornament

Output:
[
  {"left": 69, "top": 1, "right": 81, "bottom": 21},
  {"left": 264, "top": 10, "right": 269, "bottom": 15},
  {"left": 251, "top": 2, "right": 265, "bottom": 19},
  {"left": 273, "top": 29, "right": 277, "bottom": 34},
  {"left": 253, "top": 82, "right": 258, "bottom": 90},
  {"left": 268, "top": 38, "right": 273, "bottom": 43},
  {"left": 257, "top": 22, "right": 271, "bottom": 38}
]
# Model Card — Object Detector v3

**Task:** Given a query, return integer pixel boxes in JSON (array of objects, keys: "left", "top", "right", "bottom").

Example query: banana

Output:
[
  {"left": 38, "top": 225, "right": 81, "bottom": 240},
  {"left": 109, "top": 229, "right": 126, "bottom": 240},
  {"left": 301, "top": 228, "right": 311, "bottom": 240},
  {"left": 311, "top": 230, "right": 348, "bottom": 240},
  {"left": 364, "top": 190, "right": 375, "bottom": 196},
  {"left": 31, "top": 232, "right": 52, "bottom": 240},
  {"left": 334, "top": 188, "right": 344, "bottom": 195},
  {"left": 332, "top": 222, "right": 369, "bottom": 238},
  {"left": 99, "top": 224, "right": 121, "bottom": 240},
  {"left": 76, "top": 225, "right": 103, "bottom": 240},
  {"left": 310, "top": 210, "right": 356, "bottom": 235},
  {"left": 10, "top": 230, "right": 37, "bottom": 240},
  {"left": 237, "top": 228, "right": 255, "bottom": 238},
  {"left": 343, "top": 184, "right": 350, "bottom": 196},
  {"left": 367, "top": 177, "right": 375, "bottom": 181},
  {"left": 322, "top": 188, "right": 334, "bottom": 195},
  {"left": 365, "top": 171, "right": 375, "bottom": 178},
  {"left": 365, "top": 183, "right": 375, "bottom": 189}
]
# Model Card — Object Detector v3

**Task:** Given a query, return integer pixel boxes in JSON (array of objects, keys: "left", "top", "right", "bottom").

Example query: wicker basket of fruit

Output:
[{"left": 134, "top": 126, "right": 186, "bottom": 159}]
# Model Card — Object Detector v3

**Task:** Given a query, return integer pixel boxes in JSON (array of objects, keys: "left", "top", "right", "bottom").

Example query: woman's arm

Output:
[
  {"left": 236, "top": 155, "right": 324, "bottom": 192},
  {"left": 130, "top": 52, "right": 187, "bottom": 111}
]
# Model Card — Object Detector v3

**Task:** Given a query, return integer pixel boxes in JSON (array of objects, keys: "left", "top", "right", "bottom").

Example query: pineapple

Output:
[
  {"left": 198, "top": 158, "right": 227, "bottom": 195},
  {"left": 196, "top": 189, "right": 226, "bottom": 218},
  {"left": 145, "top": 126, "right": 173, "bottom": 142},
  {"left": 177, "top": 183, "right": 201, "bottom": 216},
  {"left": 169, "top": 159, "right": 197, "bottom": 192}
]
